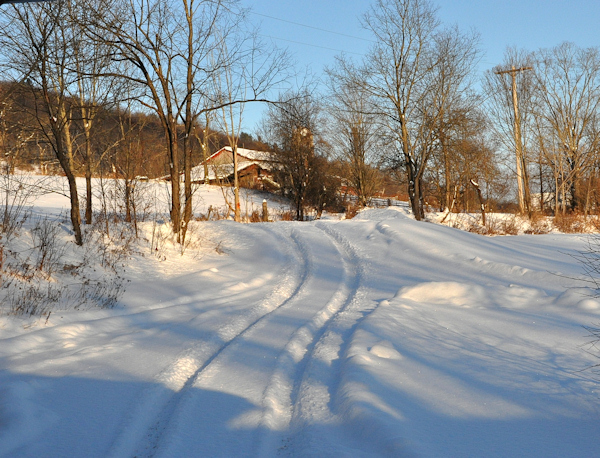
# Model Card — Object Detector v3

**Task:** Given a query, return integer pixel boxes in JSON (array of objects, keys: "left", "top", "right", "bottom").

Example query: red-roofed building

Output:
[{"left": 191, "top": 146, "right": 279, "bottom": 190}]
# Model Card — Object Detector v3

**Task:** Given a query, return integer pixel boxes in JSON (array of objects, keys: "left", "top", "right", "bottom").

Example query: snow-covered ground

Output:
[{"left": 1, "top": 177, "right": 600, "bottom": 457}]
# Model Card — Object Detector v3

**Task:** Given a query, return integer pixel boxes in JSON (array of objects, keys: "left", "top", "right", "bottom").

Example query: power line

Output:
[
  {"left": 251, "top": 11, "right": 376, "bottom": 44},
  {"left": 261, "top": 34, "right": 365, "bottom": 56}
]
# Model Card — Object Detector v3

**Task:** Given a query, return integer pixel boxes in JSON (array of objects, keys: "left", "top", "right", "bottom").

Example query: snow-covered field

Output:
[{"left": 1, "top": 177, "right": 600, "bottom": 457}]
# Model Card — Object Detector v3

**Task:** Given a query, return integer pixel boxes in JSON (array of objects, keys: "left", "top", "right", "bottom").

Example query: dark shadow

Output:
[{"left": 0, "top": 372, "right": 263, "bottom": 458}]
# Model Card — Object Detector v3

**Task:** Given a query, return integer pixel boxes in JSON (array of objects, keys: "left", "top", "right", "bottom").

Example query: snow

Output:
[{"left": 1, "top": 178, "right": 600, "bottom": 457}]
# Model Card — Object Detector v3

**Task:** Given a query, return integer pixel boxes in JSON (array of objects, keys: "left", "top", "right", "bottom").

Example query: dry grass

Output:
[
  {"left": 248, "top": 210, "right": 262, "bottom": 223},
  {"left": 279, "top": 210, "right": 295, "bottom": 221},
  {"left": 344, "top": 204, "right": 361, "bottom": 220},
  {"left": 524, "top": 212, "right": 551, "bottom": 234},
  {"left": 553, "top": 213, "right": 588, "bottom": 233}
]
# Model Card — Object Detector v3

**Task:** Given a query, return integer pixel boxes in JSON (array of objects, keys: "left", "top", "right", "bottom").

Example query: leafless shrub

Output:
[
  {"left": 581, "top": 325, "right": 600, "bottom": 375},
  {"left": 195, "top": 205, "right": 214, "bottom": 221},
  {"left": 575, "top": 237, "right": 600, "bottom": 375},
  {"left": 214, "top": 241, "right": 225, "bottom": 255},
  {"left": 460, "top": 213, "right": 519, "bottom": 236},
  {"left": 196, "top": 205, "right": 231, "bottom": 221},
  {"left": 344, "top": 204, "right": 361, "bottom": 220},
  {"left": 70, "top": 274, "right": 125, "bottom": 310},
  {"left": 30, "top": 216, "right": 66, "bottom": 276},
  {"left": 1, "top": 215, "right": 129, "bottom": 317},
  {"left": 574, "top": 235, "right": 600, "bottom": 290},
  {"left": 590, "top": 216, "right": 600, "bottom": 232},
  {"left": 524, "top": 212, "right": 551, "bottom": 234},
  {"left": 465, "top": 219, "right": 488, "bottom": 235},
  {"left": 553, "top": 213, "right": 587, "bottom": 233},
  {"left": 279, "top": 210, "right": 295, "bottom": 221},
  {"left": 249, "top": 210, "right": 262, "bottom": 223},
  {"left": 150, "top": 220, "right": 170, "bottom": 260},
  {"left": 499, "top": 216, "right": 520, "bottom": 235},
  {"left": 83, "top": 213, "right": 137, "bottom": 272},
  {"left": 0, "top": 170, "right": 33, "bottom": 241},
  {"left": 7, "top": 282, "right": 63, "bottom": 317}
]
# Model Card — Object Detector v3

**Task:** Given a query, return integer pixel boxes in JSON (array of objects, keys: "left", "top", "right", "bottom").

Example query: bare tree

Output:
[
  {"left": 532, "top": 42, "right": 600, "bottom": 214},
  {"left": 215, "top": 61, "right": 244, "bottom": 222},
  {"left": 93, "top": 0, "right": 288, "bottom": 241},
  {"left": 262, "top": 90, "right": 326, "bottom": 221},
  {"left": 327, "top": 63, "right": 382, "bottom": 206},
  {"left": 352, "top": 0, "right": 480, "bottom": 220},
  {"left": 93, "top": 0, "right": 193, "bottom": 241},
  {"left": 68, "top": 0, "right": 119, "bottom": 225},
  {"left": 2, "top": 0, "right": 84, "bottom": 244},
  {"left": 430, "top": 106, "right": 498, "bottom": 214}
]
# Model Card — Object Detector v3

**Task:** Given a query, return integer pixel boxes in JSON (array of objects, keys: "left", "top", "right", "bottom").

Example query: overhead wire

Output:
[
  {"left": 260, "top": 34, "right": 365, "bottom": 56},
  {"left": 251, "top": 11, "right": 376, "bottom": 44}
]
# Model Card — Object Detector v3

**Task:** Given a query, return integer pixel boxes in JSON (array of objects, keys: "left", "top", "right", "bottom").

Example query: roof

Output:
[
  {"left": 191, "top": 161, "right": 269, "bottom": 182},
  {"left": 159, "top": 146, "right": 277, "bottom": 182},
  {"left": 204, "top": 146, "right": 275, "bottom": 164}
]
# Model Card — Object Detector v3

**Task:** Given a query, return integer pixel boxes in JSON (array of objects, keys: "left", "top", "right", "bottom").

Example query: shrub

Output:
[
  {"left": 249, "top": 209, "right": 262, "bottom": 223},
  {"left": 553, "top": 213, "right": 587, "bottom": 233},
  {"left": 344, "top": 204, "right": 361, "bottom": 220},
  {"left": 499, "top": 216, "right": 520, "bottom": 235},
  {"left": 279, "top": 210, "right": 295, "bottom": 221},
  {"left": 0, "top": 214, "right": 129, "bottom": 317},
  {"left": 524, "top": 212, "right": 551, "bottom": 234}
]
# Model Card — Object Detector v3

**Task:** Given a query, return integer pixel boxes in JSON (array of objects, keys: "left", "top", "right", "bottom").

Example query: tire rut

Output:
[
  {"left": 256, "top": 222, "right": 377, "bottom": 456},
  {"left": 147, "top": 224, "right": 353, "bottom": 457},
  {"left": 107, "top": 224, "right": 308, "bottom": 458}
]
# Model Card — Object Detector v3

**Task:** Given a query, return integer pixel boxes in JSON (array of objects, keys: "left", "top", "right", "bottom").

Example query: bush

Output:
[
  {"left": 344, "top": 203, "right": 361, "bottom": 220},
  {"left": 0, "top": 171, "right": 37, "bottom": 241},
  {"left": 248, "top": 209, "right": 262, "bottom": 223},
  {"left": 279, "top": 210, "right": 295, "bottom": 221},
  {"left": 524, "top": 212, "right": 551, "bottom": 234},
  {"left": 498, "top": 216, "right": 520, "bottom": 235},
  {"left": 553, "top": 213, "right": 587, "bottom": 233},
  {"left": 0, "top": 214, "right": 129, "bottom": 317}
]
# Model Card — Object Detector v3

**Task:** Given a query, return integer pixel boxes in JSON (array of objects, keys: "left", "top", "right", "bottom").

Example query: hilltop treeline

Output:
[{"left": 0, "top": 81, "right": 272, "bottom": 179}]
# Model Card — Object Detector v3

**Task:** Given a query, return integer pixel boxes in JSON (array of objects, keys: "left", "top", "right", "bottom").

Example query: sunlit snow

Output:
[{"left": 1, "top": 177, "right": 599, "bottom": 457}]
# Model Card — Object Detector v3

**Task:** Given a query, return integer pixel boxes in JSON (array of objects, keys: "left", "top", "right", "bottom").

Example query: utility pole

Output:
[{"left": 496, "top": 65, "right": 533, "bottom": 217}]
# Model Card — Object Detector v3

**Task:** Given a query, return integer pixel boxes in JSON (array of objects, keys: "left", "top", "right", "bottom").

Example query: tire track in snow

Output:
[
  {"left": 145, "top": 224, "right": 358, "bottom": 457},
  {"left": 256, "top": 221, "right": 378, "bottom": 457},
  {"left": 107, "top": 224, "right": 309, "bottom": 458}
]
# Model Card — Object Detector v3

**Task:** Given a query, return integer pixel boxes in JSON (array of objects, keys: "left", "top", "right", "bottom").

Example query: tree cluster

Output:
[
  {"left": 0, "top": 0, "right": 288, "bottom": 244},
  {"left": 3, "top": 0, "right": 600, "bottom": 243},
  {"left": 487, "top": 44, "right": 600, "bottom": 217}
]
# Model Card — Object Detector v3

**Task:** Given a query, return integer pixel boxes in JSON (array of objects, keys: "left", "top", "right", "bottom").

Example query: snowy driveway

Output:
[{"left": 1, "top": 208, "right": 599, "bottom": 457}]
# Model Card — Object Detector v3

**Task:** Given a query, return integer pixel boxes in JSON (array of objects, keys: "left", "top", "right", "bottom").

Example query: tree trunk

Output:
[
  {"left": 471, "top": 179, "right": 486, "bottom": 226},
  {"left": 55, "top": 105, "right": 83, "bottom": 245},
  {"left": 85, "top": 158, "right": 93, "bottom": 225},
  {"left": 167, "top": 124, "right": 181, "bottom": 240},
  {"left": 407, "top": 160, "right": 424, "bottom": 221},
  {"left": 66, "top": 171, "right": 83, "bottom": 246},
  {"left": 182, "top": 134, "right": 193, "bottom": 243},
  {"left": 124, "top": 179, "right": 132, "bottom": 223}
]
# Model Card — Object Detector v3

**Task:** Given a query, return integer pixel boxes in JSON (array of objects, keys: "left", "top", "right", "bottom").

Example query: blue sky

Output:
[{"left": 240, "top": 0, "right": 600, "bottom": 132}]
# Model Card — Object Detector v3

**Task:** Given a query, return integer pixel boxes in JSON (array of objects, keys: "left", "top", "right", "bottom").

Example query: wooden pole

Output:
[
  {"left": 496, "top": 65, "right": 533, "bottom": 217},
  {"left": 262, "top": 199, "right": 268, "bottom": 222}
]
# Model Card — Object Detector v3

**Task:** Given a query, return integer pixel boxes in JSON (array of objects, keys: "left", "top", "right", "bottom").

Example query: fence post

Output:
[{"left": 262, "top": 199, "right": 269, "bottom": 222}]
